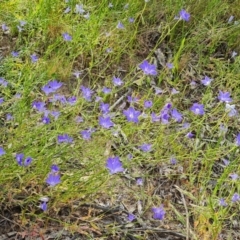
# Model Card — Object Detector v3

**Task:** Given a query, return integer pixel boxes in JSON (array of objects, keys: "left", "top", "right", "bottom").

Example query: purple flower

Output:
[
  {"left": 16, "top": 153, "right": 32, "bottom": 166},
  {"left": 46, "top": 173, "right": 61, "bottom": 187},
  {"left": 161, "top": 112, "right": 170, "bottom": 124},
  {"left": 11, "top": 51, "right": 19, "bottom": 57},
  {"left": 229, "top": 173, "right": 238, "bottom": 180},
  {"left": 136, "top": 178, "right": 143, "bottom": 186},
  {"left": 144, "top": 100, "right": 153, "bottom": 108},
  {"left": 170, "top": 157, "right": 177, "bottom": 165},
  {"left": 2, "top": 23, "right": 9, "bottom": 31},
  {"left": 95, "top": 96, "right": 102, "bottom": 103},
  {"left": 113, "top": 76, "right": 123, "bottom": 86},
  {"left": 0, "top": 98, "right": 4, "bottom": 105},
  {"left": 219, "top": 198, "right": 227, "bottom": 207},
  {"left": 186, "top": 132, "right": 195, "bottom": 138},
  {"left": 64, "top": 7, "right": 71, "bottom": 14},
  {"left": 123, "top": 107, "right": 141, "bottom": 123},
  {"left": 231, "top": 51, "right": 237, "bottom": 58},
  {"left": 127, "top": 96, "right": 139, "bottom": 103},
  {"left": 40, "top": 201, "right": 47, "bottom": 211},
  {"left": 62, "top": 33, "right": 72, "bottom": 41},
  {"left": 81, "top": 86, "right": 94, "bottom": 101},
  {"left": 51, "top": 164, "right": 60, "bottom": 172},
  {"left": 152, "top": 205, "right": 165, "bottom": 220},
  {"left": 171, "top": 88, "right": 180, "bottom": 95},
  {"left": 181, "top": 122, "right": 191, "bottom": 129},
  {"left": 117, "top": 21, "right": 125, "bottom": 29},
  {"left": 24, "top": 157, "right": 32, "bottom": 166},
  {"left": 51, "top": 111, "right": 60, "bottom": 120},
  {"left": 160, "top": 103, "right": 172, "bottom": 124},
  {"left": 30, "top": 54, "right": 38, "bottom": 63},
  {"left": 100, "top": 102, "right": 110, "bottom": 114},
  {"left": 50, "top": 94, "right": 67, "bottom": 104},
  {"left": 99, "top": 116, "right": 114, "bottom": 129},
  {"left": 129, "top": 17, "right": 134, "bottom": 23},
  {"left": 67, "top": 96, "right": 77, "bottom": 105},
  {"left": 201, "top": 76, "right": 213, "bottom": 86},
  {"left": 0, "top": 147, "right": 6, "bottom": 156},
  {"left": 127, "top": 154, "right": 133, "bottom": 160},
  {"left": 32, "top": 101, "right": 46, "bottom": 112},
  {"left": 75, "top": 4, "right": 85, "bottom": 14},
  {"left": 151, "top": 112, "right": 161, "bottom": 122},
  {"left": 16, "top": 153, "right": 24, "bottom": 166},
  {"left": 102, "top": 87, "right": 111, "bottom": 94},
  {"left": 154, "top": 87, "right": 164, "bottom": 95},
  {"left": 42, "top": 80, "right": 63, "bottom": 95},
  {"left": 0, "top": 77, "right": 8, "bottom": 87},
  {"left": 231, "top": 193, "right": 240, "bottom": 202},
  {"left": 163, "top": 102, "right": 172, "bottom": 110},
  {"left": 179, "top": 9, "right": 190, "bottom": 21},
  {"left": 43, "top": 109, "right": 50, "bottom": 117},
  {"left": 236, "top": 133, "right": 240, "bottom": 146},
  {"left": 80, "top": 129, "right": 93, "bottom": 140},
  {"left": 218, "top": 91, "right": 232, "bottom": 103},
  {"left": 139, "top": 60, "right": 157, "bottom": 76},
  {"left": 190, "top": 103, "right": 204, "bottom": 115},
  {"left": 171, "top": 108, "right": 183, "bottom": 122},
  {"left": 42, "top": 116, "right": 50, "bottom": 124},
  {"left": 139, "top": 143, "right": 152, "bottom": 152},
  {"left": 128, "top": 213, "right": 136, "bottom": 222},
  {"left": 225, "top": 104, "right": 237, "bottom": 117},
  {"left": 166, "top": 63, "right": 173, "bottom": 69},
  {"left": 222, "top": 158, "right": 230, "bottom": 166},
  {"left": 106, "top": 156, "right": 124, "bottom": 174},
  {"left": 57, "top": 134, "right": 73, "bottom": 143},
  {"left": 228, "top": 15, "right": 234, "bottom": 24}
]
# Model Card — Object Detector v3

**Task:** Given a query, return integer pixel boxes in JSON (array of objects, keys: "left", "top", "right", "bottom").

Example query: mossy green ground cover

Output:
[{"left": 1, "top": 0, "right": 240, "bottom": 239}]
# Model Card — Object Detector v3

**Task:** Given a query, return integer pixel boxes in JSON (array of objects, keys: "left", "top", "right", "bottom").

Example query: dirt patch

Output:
[{"left": 0, "top": 31, "right": 17, "bottom": 58}]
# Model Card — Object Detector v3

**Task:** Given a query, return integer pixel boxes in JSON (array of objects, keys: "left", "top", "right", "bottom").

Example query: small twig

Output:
[
  {"left": 109, "top": 88, "right": 132, "bottom": 111},
  {"left": 0, "top": 213, "right": 23, "bottom": 228}
]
